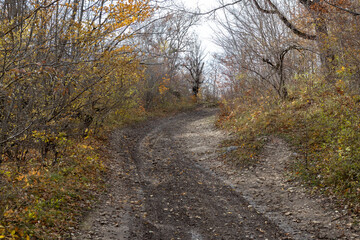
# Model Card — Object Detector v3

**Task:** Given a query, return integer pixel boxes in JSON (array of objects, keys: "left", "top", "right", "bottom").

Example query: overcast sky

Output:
[{"left": 176, "top": 0, "right": 223, "bottom": 57}]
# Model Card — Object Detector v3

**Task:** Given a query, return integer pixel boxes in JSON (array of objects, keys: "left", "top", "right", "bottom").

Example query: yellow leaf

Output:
[
  {"left": 0, "top": 236, "right": 5, "bottom": 239},
  {"left": 4, "top": 209, "right": 14, "bottom": 217}
]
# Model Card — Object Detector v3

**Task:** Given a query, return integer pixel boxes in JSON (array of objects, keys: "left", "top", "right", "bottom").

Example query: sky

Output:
[{"left": 176, "top": 0, "right": 224, "bottom": 57}]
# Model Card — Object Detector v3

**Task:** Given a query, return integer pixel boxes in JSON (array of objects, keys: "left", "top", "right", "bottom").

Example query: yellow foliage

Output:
[
  {"left": 0, "top": 1, "right": 153, "bottom": 238},
  {"left": 159, "top": 77, "right": 170, "bottom": 95},
  {"left": 218, "top": 75, "right": 360, "bottom": 212}
]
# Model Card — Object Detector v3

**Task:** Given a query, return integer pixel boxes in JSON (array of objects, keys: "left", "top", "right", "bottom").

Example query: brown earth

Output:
[{"left": 72, "top": 107, "right": 359, "bottom": 240}]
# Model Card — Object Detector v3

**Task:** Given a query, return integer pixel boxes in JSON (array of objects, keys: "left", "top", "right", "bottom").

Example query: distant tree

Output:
[
  {"left": 134, "top": 9, "right": 199, "bottom": 109},
  {"left": 196, "top": 0, "right": 359, "bottom": 78},
  {"left": 214, "top": 0, "right": 312, "bottom": 99},
  {"left": 184, "top": 38, "right": 206, "bottom": 99}
]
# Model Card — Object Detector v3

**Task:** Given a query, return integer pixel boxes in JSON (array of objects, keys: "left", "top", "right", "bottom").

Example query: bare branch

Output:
[
  {"left": 253, "top": 0, "right": 317, "bottom": 40},
  {"left": 160, "top": 0, "right": 243, "bottom": 16},
  {"left": 0, "top": 0, "right": 61, "bottom": 38},
  {"left": 323, "top": 0, "right": 360, "bottom": 16},
  {"left": 0, "top": 122, "right": 33, "bottom": 145}
]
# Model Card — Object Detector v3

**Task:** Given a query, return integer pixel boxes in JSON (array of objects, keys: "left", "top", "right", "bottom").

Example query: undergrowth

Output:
[
  {"left": 0, "top": 96, "right": 197, "bottom": 239},
  {"left": 218, "top": 75, "right": 360, "bottom": 213},
  {"left": 0, "top": 136, "right": 107, "bottom": 239},
  {"left": 105, "top": 97, "right": 197, "bottom": 128}
]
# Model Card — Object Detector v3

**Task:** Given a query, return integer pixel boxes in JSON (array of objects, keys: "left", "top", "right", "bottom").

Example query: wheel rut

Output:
[
  {"left": 126, "top": 109, "right": 288, "bottom": 239},
  {"left": 74, "top": 108, "right": 359, "bottom": 240}
]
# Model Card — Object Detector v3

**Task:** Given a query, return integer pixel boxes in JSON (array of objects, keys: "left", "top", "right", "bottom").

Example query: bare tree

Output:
[
  {"left": 214, "top": 0, "right": 314, "bottom": 99},
  {"left": 186, "top": 0, "right": 359, "bottom": 78},
  {"left": 206, "top": 58, "right": 222, "bottom": 100},
  {"left": 0, "top": 0, "right": 152, "bottom": 163},
  {"left": 184, "top": 37, "right": 206, "bottom": 99},
  {"left": 134, "top": 9, "right": 200, "bottom": 108}
]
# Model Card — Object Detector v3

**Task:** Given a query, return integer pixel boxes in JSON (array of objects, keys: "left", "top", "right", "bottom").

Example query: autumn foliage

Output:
[
  {"left": 216, "top": 0, "right": 360, "bottom": 212},
  {"left": 0, "top": 0, "right": 154, "bottom": 238}
]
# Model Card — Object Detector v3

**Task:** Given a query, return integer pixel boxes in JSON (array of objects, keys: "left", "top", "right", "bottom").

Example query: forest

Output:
[{"left": 0, "top": 0, "right": 359, "bottom": 238}]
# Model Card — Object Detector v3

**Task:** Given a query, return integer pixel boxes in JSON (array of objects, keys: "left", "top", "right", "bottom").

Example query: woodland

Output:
[{"left": 0, "top": 0, "right": 359, "bottom": 238}]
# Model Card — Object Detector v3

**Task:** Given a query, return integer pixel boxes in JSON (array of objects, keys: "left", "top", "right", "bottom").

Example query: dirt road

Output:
[{"left": 73, "top": 108, "right": 359, "bottom": 240}]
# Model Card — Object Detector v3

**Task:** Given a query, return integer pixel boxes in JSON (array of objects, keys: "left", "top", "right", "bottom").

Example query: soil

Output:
[{"left": 72, "top": 107, "right": 359, "bottom": 240}]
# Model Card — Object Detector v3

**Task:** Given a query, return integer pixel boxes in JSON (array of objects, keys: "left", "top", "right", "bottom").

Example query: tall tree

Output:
[
  {"left": 214, "top": 0, "right": 312, "bottom": 99},
  {"left": 184, "top": 37, "right": 205, "bottom": 98},
  {"left": 0, "top": 0, "right": 152, "bottom": 161}
]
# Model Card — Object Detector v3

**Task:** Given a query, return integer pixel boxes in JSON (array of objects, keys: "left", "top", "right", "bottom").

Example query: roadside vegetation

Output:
[
  {"left": 214, "top": 0, "right": 360, "bottom": 214},
  {"left": 218, "top": 75, "right": 360, "bottom": 212},
  {"left": 0, "top": 0, "right": 203, "bottom": 238},
  {"left": 1, "top": 0, "right": 359, "bottom": 238}
]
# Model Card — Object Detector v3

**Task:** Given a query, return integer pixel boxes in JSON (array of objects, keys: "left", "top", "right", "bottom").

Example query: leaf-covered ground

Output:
[
  {"left": 74, "top": 107, "right": 359, "bottom": 239},
  {"left": 218, "top": 77, "right": 360, "bottom": 214},
  {"left": 0, "top": 137, "right": 107, "bottom": 239},
  {"left": 74, "top": 108, "right": 288, "bottom": 239}
]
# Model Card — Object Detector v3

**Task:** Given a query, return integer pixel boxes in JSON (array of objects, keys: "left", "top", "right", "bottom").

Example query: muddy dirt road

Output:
[{"left": 74, "top": 108, "right": 359, "bottom": 240}]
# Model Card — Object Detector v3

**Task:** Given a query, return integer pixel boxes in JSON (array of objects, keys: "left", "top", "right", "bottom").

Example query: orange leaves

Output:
[
  {"left": 309, "top": 0, "right": 352, "bottom": 14},
  {"left": 15, "top": 169, "right": 41, "bottom": 190},
  {"left": 91, "top": 0, "right": 152, "bottom": 32},
  {"left": 326, "top": 0, "right": 352, "bottom": 10},
  {"left": 0, "top": 135, "right": 106, "bottom": 238},
  {"left": 0, "top": 0, "right": 153, "bottom": 236},
  {"left": 309, "top": 1, "right": 329, "bottom": 13},
  {"left": 159, "top": 76, "right": 170, "bottom": 95}
]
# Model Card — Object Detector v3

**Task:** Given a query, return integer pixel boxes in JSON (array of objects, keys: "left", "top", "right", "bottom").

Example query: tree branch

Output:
[
  {"left": 323, "top": 0, "right": 360, "bottom": 16},
  {"left": 253, "top": 0, "right": 317, "bottom": 40},
  {"left": 0, "top": 0, "right": 60, "bottom": 38},
  {"left": 160, "top": 0, "right": 243, "bottom": 16},
  {"left": 0, "top": 122, "right": 34, "bottom": 145}
]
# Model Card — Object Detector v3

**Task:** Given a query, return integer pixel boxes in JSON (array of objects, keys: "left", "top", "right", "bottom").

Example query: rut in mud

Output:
[{"left": 73, "top": 108, "right": 359, "bottom": 240}]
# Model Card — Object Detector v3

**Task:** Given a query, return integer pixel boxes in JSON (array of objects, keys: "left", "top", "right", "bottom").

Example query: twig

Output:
[
  {"left": 323, "top": 0, "right": 360, "bottom": 16},
  {"left": 0, "top": 122, "right": 33, "bottom": 145}
]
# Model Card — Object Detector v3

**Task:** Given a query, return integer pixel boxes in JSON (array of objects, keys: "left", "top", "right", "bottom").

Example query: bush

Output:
[{"left": 218, "top": 74, "right": 360, "bottom": 212}]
